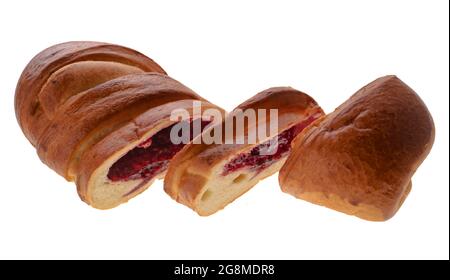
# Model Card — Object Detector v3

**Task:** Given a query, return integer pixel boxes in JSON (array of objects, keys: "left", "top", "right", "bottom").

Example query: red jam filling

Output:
[
  {"left": 108, "top": 119, "right": 211, "bottom": 182},
  {"left": 222, "top": 115, "right": 318, "bottom": 176}
]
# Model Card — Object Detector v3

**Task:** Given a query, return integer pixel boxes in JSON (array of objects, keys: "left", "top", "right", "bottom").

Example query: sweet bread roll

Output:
[
  {"left": 165, "top": 87, "right": 324, "bottom": 216},
  {"left": 279, "top": 76, "right": 435, "bottom": 221},
  {"left": 15, "top": 41, "right": 224, "bottom": 209}
]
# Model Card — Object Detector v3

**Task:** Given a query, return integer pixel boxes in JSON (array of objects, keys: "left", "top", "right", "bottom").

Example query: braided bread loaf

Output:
[{"left": 15, "top": 41, "right": 224, "bottom": 209}]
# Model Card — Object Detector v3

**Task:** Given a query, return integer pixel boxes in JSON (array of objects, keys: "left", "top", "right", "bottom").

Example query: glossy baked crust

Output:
[
  {"left": 15, "top": 41, "right": 224, "bottom": 209},
  {"left": 279, "top": 76, "right": 435, "bottom": 221},
  {"left": 165, "top": 87, "right": 324, "bottom": 216},
  {"left": 15, "top": 41, "right": 166, "bottom": 146}
]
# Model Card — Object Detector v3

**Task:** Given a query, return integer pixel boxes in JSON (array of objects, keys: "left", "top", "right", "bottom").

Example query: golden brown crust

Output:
[
  {"left": 279, "top": 75, "right": 435, "bottom": 221},
  {"left": 37, "top": 73, "right": 206, "bottom": 179},
  {"left": 164, "top": 87, "right": 324, "bottom": 215},
  {"left": 39, "top": 61, "right": 144, "bottom": 118},
  {"left": 15, "top": 41, "right": 166, "bottom": 145}
]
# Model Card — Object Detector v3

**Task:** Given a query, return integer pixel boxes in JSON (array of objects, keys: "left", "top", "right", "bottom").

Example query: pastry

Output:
[
  {"left": 15, "top": 41, "right": 224, "bottom": 209},
  {"left": 164, "top": 87, "right": 324, "bottom": 216},
  {"left": 279, "top": 76, "right": 435, "bottom": 221}
]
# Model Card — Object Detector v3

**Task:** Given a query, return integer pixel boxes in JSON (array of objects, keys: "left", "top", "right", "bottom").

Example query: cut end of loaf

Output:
[
  {"left": 78, "top": 117, "right": 216, "bottom": 209},
  {"left": 78, "top": 121, "right": 174, "bottom": 209}
]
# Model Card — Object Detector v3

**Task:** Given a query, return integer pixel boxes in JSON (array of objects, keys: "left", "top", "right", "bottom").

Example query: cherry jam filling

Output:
[
  {"left": 108, "top": 119, "right": 211, "bottom": 182},
  {"left": 222, "top": 115, "right": 318, "bottom": 176}
]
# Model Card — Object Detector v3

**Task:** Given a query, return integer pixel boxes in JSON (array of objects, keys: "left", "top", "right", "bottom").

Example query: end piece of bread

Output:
[{"left": 279, "top": 75, "right": 435, "bottom": 221}]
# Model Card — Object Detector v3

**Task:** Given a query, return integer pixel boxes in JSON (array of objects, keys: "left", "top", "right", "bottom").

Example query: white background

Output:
[{"left": 0, "top": 0, "right": 448, "bottom": 260}]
